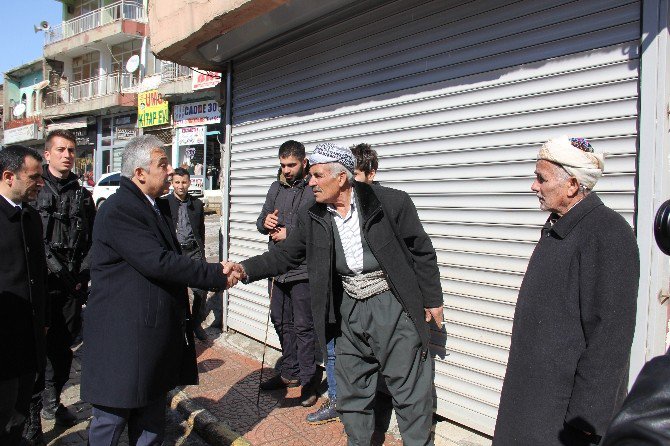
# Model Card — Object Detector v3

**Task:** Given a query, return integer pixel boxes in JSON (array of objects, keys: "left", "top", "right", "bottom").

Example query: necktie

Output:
[{"left": 152, "top": 201, "right": 161, "bottom": 216}]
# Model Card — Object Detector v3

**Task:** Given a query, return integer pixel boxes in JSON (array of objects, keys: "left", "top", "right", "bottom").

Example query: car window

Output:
[
  {"left": 98, "top": 177, "right": 109, "bottom": 186},
  {"left": 107, "top": 173, "right": 121, "bottom": 187}
]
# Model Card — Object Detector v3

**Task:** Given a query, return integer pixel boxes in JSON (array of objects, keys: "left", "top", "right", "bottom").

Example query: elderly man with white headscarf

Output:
[{"left": 493, "top": 137, "right": 640, "bottom": 446}]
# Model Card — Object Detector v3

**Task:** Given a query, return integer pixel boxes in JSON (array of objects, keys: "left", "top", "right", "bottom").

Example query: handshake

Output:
[{"left": 221, "top": 261, "right": 247, "bottom": 288}]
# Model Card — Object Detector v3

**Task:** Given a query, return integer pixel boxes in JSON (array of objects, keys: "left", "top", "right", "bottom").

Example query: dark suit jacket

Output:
[
  {"left": 81, "top": 178, "right": 228, "bottom": 408},
  {"left": 0, "top": 197, "right": 47, "bottom": 380},
  {"left": 165, "top": 193, "right": 205, "bottom": 257}
]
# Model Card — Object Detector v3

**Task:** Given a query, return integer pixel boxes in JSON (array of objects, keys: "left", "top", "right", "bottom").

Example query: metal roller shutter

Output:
[{"left": 225, "top": 0, "right": 640, "bottom": 435}]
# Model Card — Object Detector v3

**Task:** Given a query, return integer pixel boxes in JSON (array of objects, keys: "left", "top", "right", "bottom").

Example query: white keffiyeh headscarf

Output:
[{"left": 537, "top": 136, "right": 605, "bottom": 189}]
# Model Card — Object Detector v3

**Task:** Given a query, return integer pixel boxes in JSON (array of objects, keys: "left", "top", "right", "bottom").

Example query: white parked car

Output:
[
  {"left": 92, "top": 171, "right": 205, "bottom": 209},
  {"left": 92, "top": 171, "right": 121, "bottom": 208}
]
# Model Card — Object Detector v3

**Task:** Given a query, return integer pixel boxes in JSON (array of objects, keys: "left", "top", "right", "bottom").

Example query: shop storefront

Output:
[
  {"left": 173, "top": 99, "right": 221, "bottom": 190},
  {"left": 4, "top": 119, "right": 44, "bottom": 149},
  {"left": 99, "top": 113, "right": 139, "bottom": 178}
]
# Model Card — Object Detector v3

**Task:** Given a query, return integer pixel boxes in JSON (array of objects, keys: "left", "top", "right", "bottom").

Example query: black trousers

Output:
[
  {"left": 34, "top": 285, "right": 82, "bottom": 407},
  {"left": 182, "top": 246, "right": 207, "bottom": 325},
  {"left": 88, "top": 395, "right": 166, "bottom": 446},
  {"left": 270, "top": 279, "right": 317, "bottom": 385},
  {"left": 0, "top": 373, "right": 35, "bottom": 445}
]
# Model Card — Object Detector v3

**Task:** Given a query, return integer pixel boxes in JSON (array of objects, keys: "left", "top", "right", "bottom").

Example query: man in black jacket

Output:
[
  {"left": 166, "top": 167, "right": 209, "bottom": 340},
  {"left": 26, "top": 130, "right": 96, "bottom": 441},
  {"left": 82, "top": 135, "right": 233, "bottom": 446},
  {"left": 226, "top": 143, "right": 443, "bottom": 446},
  {"left": 0, "top": 146, "right": 48, "bottom": 446},
  {"left": 255, "top": 140, "right": 319, "bottom": 407}
]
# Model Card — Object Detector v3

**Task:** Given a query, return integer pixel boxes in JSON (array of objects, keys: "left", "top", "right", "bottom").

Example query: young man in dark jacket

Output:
[
  {"left": 0, "top": 146, "right": 48, "bottom": 446},
  {"left": 228, "top": 143, "right": 443, "bottom": 445},
  {"left": 166, "top": 167, "right": 209, "bottom": 340},
  {"left": 255, "top": 140, "right": 320, "bottom": 407},
  {"left": 27, "top": 130, "right": 96, "bottom": 441}
]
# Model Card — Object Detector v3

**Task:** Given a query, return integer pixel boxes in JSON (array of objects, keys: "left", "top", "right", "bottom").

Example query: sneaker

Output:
[
  {"left": 259, "top": 375, "right": 300, "bottom": 391},
  {"left": 306, "top": 398, "right": 339, "bottom": 424}
]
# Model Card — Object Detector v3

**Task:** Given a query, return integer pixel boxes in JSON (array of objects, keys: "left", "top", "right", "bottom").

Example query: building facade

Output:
[
  {"left": 21, "top": 0, "right": 224, "bottom": 194},
  {"left": 150, "top": 0, "right": 670, "bottom": 436}
]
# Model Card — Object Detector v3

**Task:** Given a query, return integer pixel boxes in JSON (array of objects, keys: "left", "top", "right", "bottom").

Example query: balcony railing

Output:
[
  {"left": 160, "top": 61, "right": 192, "bottom": 81},
  {"left": 45, "top": 72, "right": 137, "bottom": 107},
  {"left": 45, "top": 0, "right": 146, "bottom": 45}
]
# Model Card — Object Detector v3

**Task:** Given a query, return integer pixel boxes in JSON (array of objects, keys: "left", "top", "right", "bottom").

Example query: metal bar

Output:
[{"left": 220, "top": 61, "right": 234, "bottom": 333}]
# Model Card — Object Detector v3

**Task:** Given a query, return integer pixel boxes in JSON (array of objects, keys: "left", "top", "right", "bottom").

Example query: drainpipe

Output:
[{"left": 219, "top": 60, "right": 233, "bottom": 332}]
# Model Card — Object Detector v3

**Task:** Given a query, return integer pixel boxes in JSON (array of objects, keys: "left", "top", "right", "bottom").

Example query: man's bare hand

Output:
[
  {"left": 424, "top": 307, "right": 444, "bottom": 326},
  {"left": 270, "top": 227, "right": 287, "bottom": 242},
  {"left": 263, "top": 210, "right": 279, "bottom": 231},
  {"left": 222, "top": 261, "right": 247, "bottom": 284}
]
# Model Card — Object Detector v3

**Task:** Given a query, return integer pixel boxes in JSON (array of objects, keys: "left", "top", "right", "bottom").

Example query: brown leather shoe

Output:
[{"left": 260, "top": 375, "right": 300, "bottom": 391}]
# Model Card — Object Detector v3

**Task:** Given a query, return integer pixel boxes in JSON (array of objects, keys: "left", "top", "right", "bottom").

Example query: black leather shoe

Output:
[
  {"left": 42, "top": 404, "right": 77, "bottom": 427},
  {"left": 193, "top": 325, "right": 209, "bottom": 341},
  {"left": 300, "top": 380, "right": 319, "bottom": 407},
  {"left": 259, "top": 375, "right": 299, "bottom": 391},
  {"left": 306, "top": 398, "right": 338, "bottom": 424}
]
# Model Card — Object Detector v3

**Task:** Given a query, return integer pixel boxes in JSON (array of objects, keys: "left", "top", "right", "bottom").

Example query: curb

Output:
[{"left": 168, "top": 388, "right": 252, "bottom": 446}]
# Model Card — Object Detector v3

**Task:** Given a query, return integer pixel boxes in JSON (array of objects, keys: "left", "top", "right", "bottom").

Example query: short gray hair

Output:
[
  {"left": 120, "top": 135, "right": 164, "bottom": 178},
  {"left": 327, "top": 162, "right": 354, "bottom": 183}
]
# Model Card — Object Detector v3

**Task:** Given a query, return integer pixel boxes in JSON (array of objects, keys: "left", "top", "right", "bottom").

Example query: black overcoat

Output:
[
  {"left": 241, "top": 181, "right": 443, "bottom": 360},
  {"left": 166, "top": 193, "right": 206, "bottom": 256},
  {"left": 81, "top": 178, "right": 228, "bottom": 408},
  {"left": 493, "top": 193, "right": 640, "bottom": 445},
  {"left": 0, "top": 198, "right": 47, "bottom": 380}
]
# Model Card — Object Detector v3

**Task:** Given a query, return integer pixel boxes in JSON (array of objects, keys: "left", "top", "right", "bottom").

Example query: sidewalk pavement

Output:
[
  {"left": 41, "top": 345, "right": 208, "bottom": 446},
  {"left": 48, "top": 329, "right": 491, "bottom": 445}
]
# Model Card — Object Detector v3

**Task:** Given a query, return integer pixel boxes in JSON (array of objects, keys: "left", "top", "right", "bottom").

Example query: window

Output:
[
  {"left": 111, "top": 40, "right": 141, "bottom": 80},
  {"left": 72, "top": 51, "right": 99, "bottom": 82},
  {"left": 31, "top": 91, "right": 37, "bottom": 115},
  {"left": 73, "top": 0, "right": 100, "bottom": 18}
]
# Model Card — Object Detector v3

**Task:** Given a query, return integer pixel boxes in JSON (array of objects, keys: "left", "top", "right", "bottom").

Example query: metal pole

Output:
[
  {"left": 256, "top": 278, "right": 274, "bottom": 408},
  {"left": 220, "top": 60, "right": 233, "bottom": 332}
]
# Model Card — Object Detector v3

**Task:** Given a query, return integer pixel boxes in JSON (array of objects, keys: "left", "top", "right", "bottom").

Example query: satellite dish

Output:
[
  {"left": 13, "top": 103, "right": 26, "bottom": 117},
  {"left": 125, "top": 55, "right": 140, "bottom": 73}
]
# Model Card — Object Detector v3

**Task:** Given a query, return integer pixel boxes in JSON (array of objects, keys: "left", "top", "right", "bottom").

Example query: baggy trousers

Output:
[
  {"left": 88, "top": 395, "right": 166, "bottom": 446},
  {"left": 336, "top": 291, "right": 434, "bottom": 446},
  {"left": 270, "top": 279, "right": 317, "bottom": 385}
]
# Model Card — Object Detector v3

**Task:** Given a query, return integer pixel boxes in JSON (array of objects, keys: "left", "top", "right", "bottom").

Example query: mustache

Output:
[{"left": 312, "top": 187, "right": 322, "bottom": 193}]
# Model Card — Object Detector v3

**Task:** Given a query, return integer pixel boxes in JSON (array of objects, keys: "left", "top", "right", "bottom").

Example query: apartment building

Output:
[
  {"left": 3, "top": 59, "right": 47, "bottom": 149},
  {"left": 26, "top": 0, "right": 224, "bottom": 192}
]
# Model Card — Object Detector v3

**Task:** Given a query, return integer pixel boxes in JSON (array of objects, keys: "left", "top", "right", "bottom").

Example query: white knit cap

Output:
[{"left": 537, "top": 136, "right": 605, "bottom": 189}]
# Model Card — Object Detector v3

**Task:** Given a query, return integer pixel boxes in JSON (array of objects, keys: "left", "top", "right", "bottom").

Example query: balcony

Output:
[
  {"left": 157, "top": 61, "right": 195, "bottom": 97},
  {"left": 44, "top": 0, "right": 147, "bottom": 58},
  {"left": 43, "top": 72, "right": 137, "bottom": 118}
]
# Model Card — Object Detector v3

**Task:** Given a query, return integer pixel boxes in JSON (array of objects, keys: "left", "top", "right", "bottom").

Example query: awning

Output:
[{"left": 46, "top": 116, "right": 92, "bottom": 132}]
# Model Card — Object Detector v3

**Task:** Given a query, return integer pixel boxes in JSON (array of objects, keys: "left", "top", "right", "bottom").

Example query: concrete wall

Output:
[{"left": 148, "top": 0, "right": 286, "bottom": 70}]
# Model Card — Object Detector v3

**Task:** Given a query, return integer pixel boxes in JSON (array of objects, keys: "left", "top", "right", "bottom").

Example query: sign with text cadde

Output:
[
  {"left": 177, "top": 126, "right": 206, "bottom": 146},
  {"left": 191, "top": 70, "right": 221, "bottom": 91},
  {"left": 173, "top": 100, "right": 220, "bottom": 127},
  {"left": 137, "top": 90, "right": 169, "bottom": 128}
]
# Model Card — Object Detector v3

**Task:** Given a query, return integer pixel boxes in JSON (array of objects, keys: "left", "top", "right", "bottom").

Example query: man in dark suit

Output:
[
  {"left": 166, "top": 167, "right": 209, "bottom": 340},
  {"left": 0, "top": 145, "right": 48, "bottom": 446},
  {"left": 81, "top": 135, "right": 233, "bottom": 446}
]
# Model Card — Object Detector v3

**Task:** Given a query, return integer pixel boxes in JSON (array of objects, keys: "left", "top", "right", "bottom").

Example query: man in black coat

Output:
[
  {"left": 81, "top": 135, "right": 232, "bottom": 446},
  {"left": 0, "top": 146, "right": 48, "bottom": 445},
  {"left": 166, "top": 167, "right": 209, "bottom": 340},
  {"left": 493, "top": 137, "right": 640, "bottom": 446},
  {"left": 255, "top": 140, "right": 319, "bottom": 407},
  {"left": 225, "top": 143, "right": 443, "bottom": 445}
]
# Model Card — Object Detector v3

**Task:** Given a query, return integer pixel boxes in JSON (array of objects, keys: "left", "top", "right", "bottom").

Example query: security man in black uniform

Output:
[{"left": 24, "top": 129, "right": 96, "bottom": 444}]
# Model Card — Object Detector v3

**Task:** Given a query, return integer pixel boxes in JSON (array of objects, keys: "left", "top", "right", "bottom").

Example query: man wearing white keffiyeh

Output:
[{"left": 493, "top": 136, "right": 640, "bottom": 446}]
